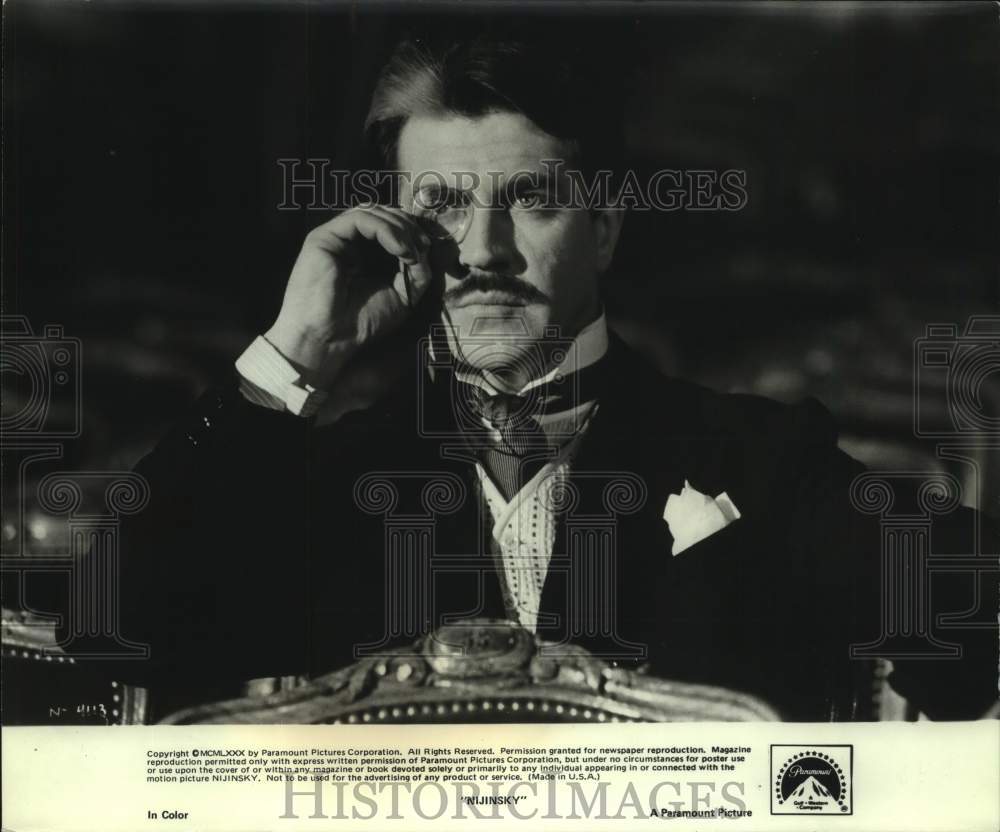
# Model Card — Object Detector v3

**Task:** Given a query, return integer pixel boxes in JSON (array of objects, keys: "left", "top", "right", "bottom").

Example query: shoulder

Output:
[
  {"left": 607, "top": 332, "right": 839, "bottom": 448},
  {"left": 696, "top": 386, "right": 838, "bottom": 449}
]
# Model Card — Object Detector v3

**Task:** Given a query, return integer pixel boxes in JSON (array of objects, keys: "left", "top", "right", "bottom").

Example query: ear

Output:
[{"left": 592, "top": 208, "right": 625, "bottom": 274}]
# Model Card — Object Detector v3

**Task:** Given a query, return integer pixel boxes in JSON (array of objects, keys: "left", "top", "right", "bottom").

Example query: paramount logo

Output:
[
  {"left": 771, "top": 746, "right": 853, "bottom": 816},
  {"left": 789, "top": 764, "right": 832, "bottom": 778},
  {"left": 789, "top": 776, "right": 833, "bottom": 808}
]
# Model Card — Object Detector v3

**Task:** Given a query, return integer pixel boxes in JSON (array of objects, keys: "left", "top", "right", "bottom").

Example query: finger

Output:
[
  {"left": 309, "top": 210, "right": 423, "bottom": 264},
  {"left": 391, "top": 250, "right": 433, "bottom": 308},
  {"left": 375, "top": 205, "right": 435, "bottom": 243},
  {"left": 360, "top": 205, "right": 432, "bottom": 256}
]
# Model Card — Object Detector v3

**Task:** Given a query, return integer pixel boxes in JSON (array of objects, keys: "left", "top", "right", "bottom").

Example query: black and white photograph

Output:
[{"left": 3, "top": 0, "right": 998, "bottom": 745}]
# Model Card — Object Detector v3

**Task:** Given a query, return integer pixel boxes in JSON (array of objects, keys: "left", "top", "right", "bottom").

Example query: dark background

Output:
[{"left": 3, "top": 0, "right": 999, "bottom": 556}]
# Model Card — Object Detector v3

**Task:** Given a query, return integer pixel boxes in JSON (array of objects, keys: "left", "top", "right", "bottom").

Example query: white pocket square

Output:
[{"left": 663, "top": 480, "right": 741, "bottom": 556}]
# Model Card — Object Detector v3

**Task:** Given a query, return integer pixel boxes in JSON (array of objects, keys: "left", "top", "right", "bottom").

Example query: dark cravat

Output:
[
  {"left": 428, "top": 326, "right": 612, "bottom": 501},
  {"left": 461, "top": 384, "right": 555, "bottom": 501}
]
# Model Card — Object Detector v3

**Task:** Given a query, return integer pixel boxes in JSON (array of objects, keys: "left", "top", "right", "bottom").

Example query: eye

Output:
[
  {"left": 413, "top": 188, "right": 445, "bottom": 212},
  {"left": 415, "top": 188, "right": 468, "bottom": 215},
  {"left": 511, "top": 191, "right": 544, "bottom": 210}
]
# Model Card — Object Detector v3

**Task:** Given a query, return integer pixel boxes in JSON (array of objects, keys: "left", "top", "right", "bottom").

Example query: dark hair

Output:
[{"left": 364, "top": 25, "right": 627, "bottom": 180}]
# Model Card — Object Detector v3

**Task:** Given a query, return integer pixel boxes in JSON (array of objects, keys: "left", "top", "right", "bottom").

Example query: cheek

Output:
[{"left": 516, "top": 213, "right": 597, "bottom": 289}]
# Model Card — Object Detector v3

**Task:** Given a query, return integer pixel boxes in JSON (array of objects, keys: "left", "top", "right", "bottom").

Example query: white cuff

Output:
[{"left": 234, "top": 336, "right": 328, "bottom": 418}]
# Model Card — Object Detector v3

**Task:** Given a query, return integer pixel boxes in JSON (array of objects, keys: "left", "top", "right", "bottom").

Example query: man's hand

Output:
[{"left": 264, "top": 205, "right": 434, "bottom": 387}]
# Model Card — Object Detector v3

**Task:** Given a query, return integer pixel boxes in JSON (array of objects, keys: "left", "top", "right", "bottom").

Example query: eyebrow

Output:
[
  {"left": 435, "top": 173, "right": 557, "bottom": 196},
  {"left": 507, "top": 172, "right": 555, "bottom": 192},
  {"left": 415, "top": 170, "right": 559, "bottom": 191}
]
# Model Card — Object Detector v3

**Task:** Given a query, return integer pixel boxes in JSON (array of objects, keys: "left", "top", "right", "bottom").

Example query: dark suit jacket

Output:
[{"left": 108, "top": 334, "right": 998, "bottom": 721}]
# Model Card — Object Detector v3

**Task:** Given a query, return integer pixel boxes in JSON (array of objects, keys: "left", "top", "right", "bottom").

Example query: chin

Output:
[{"left": 443, "top": 305, "right": 554, "bottom": 380}]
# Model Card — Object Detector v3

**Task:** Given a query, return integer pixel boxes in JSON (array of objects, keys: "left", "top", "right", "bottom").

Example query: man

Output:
[{"left": 111, "top": 33, "right": 997, "bottom": 721}]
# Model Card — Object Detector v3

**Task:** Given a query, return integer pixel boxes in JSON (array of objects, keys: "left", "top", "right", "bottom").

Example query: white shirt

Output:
[{"left": 234, "top": 313, "right": 610, "bottom": 632}]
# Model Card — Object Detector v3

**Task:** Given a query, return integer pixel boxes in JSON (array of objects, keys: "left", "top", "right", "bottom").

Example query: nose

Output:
[{"left": 456, "top": 206, "right": 516, "bottom": 275}]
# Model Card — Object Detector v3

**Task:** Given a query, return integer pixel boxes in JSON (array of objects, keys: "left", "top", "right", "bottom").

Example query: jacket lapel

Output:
[{"left": 535, "top": 335, "right": 706, "bottom": 655}]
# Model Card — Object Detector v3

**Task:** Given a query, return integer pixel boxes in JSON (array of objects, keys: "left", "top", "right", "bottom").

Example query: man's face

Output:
[{"left": 397, "top": 111, "right": 620, "bottom": 381}]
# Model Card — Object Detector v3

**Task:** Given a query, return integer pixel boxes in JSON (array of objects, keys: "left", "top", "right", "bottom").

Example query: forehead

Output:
[{"left": 397, "top": 111, "right": 571, "bottom": 183}]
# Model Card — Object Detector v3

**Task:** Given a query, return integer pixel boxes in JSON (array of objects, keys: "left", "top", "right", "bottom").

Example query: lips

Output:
[{"left": 449, "top": 291, "right": 529, "bottom": 308}]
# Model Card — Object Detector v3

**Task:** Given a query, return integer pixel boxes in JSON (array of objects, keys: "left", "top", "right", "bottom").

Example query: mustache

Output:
[{"left": 442, "top": 273, "right": 550, "bottom": 305}]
